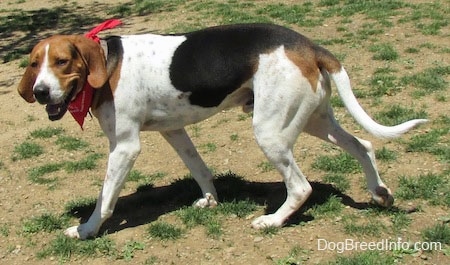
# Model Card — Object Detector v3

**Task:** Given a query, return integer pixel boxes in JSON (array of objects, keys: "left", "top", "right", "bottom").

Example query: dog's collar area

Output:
[{"left": 67, "top": 19, "right": 122, "bottom": 129}]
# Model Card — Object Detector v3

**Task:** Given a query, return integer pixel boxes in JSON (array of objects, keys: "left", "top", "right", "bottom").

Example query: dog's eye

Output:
[
  {"left": 30, "top": 61, "right": 38, "bottom": 68},
  {"left": 56, "top": 59, "right": 69, "bottom": 66}
]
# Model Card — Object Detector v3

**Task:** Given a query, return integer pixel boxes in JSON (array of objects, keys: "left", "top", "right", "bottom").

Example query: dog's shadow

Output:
[{"left": 66, "top": 172, "right": 373, "bottom": 236}]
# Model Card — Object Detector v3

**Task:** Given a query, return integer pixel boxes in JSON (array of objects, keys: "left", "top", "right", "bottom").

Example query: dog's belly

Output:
[{"left": 140, "top": 84, "right": 253, "bottom": 131}]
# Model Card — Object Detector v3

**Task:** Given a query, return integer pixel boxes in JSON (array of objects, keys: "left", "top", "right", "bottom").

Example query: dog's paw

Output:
[
  {"left": 251, "top": 214, "right": 284, "bottom": 229},
  {"left": 193, "top": 193, "right": 218, "bottom": 208},
  {"left": 64, "top": 224, "right": 97, "bottom": 240},
  {"left": 371, "top": 186, "right": 394, "bottom": 208},
  {"left": 64, "top": 226, "right": 81, "bottom": 239}
]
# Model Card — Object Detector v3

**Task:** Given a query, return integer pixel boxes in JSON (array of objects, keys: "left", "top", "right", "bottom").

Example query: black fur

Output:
[
  {"left": 169, "top": 23, "right": 313, "bottom": 108},
  {"left": 104, "top": 36, "right": 123, "bottom": 76}
]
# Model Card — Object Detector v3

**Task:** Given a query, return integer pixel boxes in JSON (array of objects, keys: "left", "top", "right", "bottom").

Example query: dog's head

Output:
[{"left": 17, "top": 35, "right": 107, "bottom": 120}]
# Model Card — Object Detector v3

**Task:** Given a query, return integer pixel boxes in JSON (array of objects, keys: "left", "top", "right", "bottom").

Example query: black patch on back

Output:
[{"left": 169, "top": 23, "right": 312, "bottom": 107}]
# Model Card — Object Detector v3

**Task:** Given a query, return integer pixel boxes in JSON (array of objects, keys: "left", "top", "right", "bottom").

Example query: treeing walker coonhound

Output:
[{"left": 17, "top": 23, "right": 427, "bottom": 239}]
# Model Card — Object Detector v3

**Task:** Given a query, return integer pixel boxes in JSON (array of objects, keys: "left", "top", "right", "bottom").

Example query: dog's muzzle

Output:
[{"left": 34, "top": 81, "right": 78, "bottom": 121}]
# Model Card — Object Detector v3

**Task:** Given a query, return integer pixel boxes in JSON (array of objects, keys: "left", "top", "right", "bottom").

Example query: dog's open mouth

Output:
[
  {"left": 46, "top": 102, "right": 69, "bottom": 121},
  {"left": 45, "top": 82, "right": 78, "bottom": 121}
]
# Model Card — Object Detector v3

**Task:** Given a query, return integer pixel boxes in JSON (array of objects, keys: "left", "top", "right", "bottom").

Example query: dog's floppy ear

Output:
[
  {"left": 17, "top": 61, "right": 37, "bottom": 103},
  {"left": 71, "top": 35, "right": 108, "bottom": 89}
]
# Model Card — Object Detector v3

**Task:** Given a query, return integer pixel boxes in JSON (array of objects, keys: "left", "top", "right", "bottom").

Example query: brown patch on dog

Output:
[
  {"left": 285, "top": 49, "right": 320, "bottom": 92},
  {"left": 314, "top": 45, "right": 342, "bottom": 73}
]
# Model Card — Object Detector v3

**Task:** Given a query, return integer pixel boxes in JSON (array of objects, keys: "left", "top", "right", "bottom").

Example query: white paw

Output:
[
  {"left": 251, "top": 214, "right": 284, "bottom": 229},
  {"left": 193, "top": 193, "right": 218, "bottom": 208},
  {"left": 64, "top": 225, "right": 81, "bottom": 239},
  {"left": 64, "top": 224, "right": 97, "bottom": 240}
]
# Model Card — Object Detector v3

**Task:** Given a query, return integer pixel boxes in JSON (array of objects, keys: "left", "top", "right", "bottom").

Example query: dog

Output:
[{"left": 17, "top": 23, "right": 427, "bottom": 239}]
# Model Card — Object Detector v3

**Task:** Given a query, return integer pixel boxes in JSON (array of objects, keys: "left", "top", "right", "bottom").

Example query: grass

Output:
[
  {"left": 375, "top": 147, "right": 397, "bottom": 162},
  {"left": 406, "top": 127, "right": 449, "bottom": 162},
  {"left": 323, "top": 174, "right": 350, "bottom": 192},
  {"left": 119, "top": 241, "right": 145, "bottom": 261},
  {"left": 260, "top": 3, "right": 323, "bottom": 27},
  {"left": 274, "top": 245, "right": 308, "bottom": 265},
  {"left": 56, "top": 135, "right": 89, "bottom": 151},
  {"left": 127, "top": 170, "right": 166, "bottom": 185},
  {"left": 257, "top": 161, "right": 275, "bottom": 172},
  {"left": 64, "top": 153, "right": 103, "bottom": 173},
  {"left": 375, "top": 104, "right": 427, "bottom": 126},
  {"left": 401, "top": 66, "right": 450, "bottom": 97},
  {"left": 369, "top": 67, "right": 401, "bottom": 97},
  {"left": 29, "top": 127, "right": 64, "bottom": 138},
  {"left": 176, "top": 199, "right": 257, "bottom": 238},
  {"left": 148, "top": 222, "right": 184, "bottom": 240},
  {"left": 64, "top": 197, "right": 97, "bottom": 214},
  {"left": 312, "top": 152, "right": 361, "bottom": 174},
  {"left": 37, "top": 234, "right": 116, "bottom": 260},
  {"left": 422, "top": 223, "right": 450, "bottom": 245},
  {"left": 28, "top": 162, "right": 62, "bottom": 186},
  {"left": 307, "top": 195, "right": 344, "bottom": 219},
  {"left": 327, "top": 250, "right": 396, "bottom": 265},
  {"left": 396, "top": 173, "right": 449, "bottom": 206},
  {"left": 22, "top": 213, "right": 69, "bottom": 234},
  {"left": 12, "top": 141, "right": 43, "bottom": 161},
  {"left": 369, "top": 43, "right": 399, "bottom": 61}
]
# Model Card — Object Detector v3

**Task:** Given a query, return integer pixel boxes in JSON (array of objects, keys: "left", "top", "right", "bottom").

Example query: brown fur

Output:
[{"left": 17, "top": 36, "right": 108, "bottom": 103}]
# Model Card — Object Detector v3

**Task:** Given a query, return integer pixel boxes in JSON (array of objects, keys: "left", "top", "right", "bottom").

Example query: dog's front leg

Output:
[
  {"left": 65, "top": 126, "right": 141, "bottom": 239},
  {"left": 161, "top": 129, "right": 218, "bottom": 208}
]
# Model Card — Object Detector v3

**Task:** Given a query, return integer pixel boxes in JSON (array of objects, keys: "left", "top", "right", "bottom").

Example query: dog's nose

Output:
[{"left": 33, "top": 84, "right": 50, "bottom": 104}]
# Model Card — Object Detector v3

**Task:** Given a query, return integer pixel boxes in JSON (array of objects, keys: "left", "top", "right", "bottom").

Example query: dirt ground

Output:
[{"left": 0, "top": 0, "right": 448, "bottom": 264}]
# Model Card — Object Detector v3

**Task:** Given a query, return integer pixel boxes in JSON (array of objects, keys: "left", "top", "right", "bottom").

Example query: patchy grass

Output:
[
  {"left": 37, "top": 234, "right": 116, "bottom": 260},
  {"left": 56, "top": 135, "right": 89, "bottom": 151},
  {"left": 22, "top": 213, "right": 69, "bottom": 234},
  {"left": 307, "top": 195, "right": 344, "bottom": 219},
  {"left": 395, "top": 173, "right": 449, "bottom": 206},
  {"left": 148, "top": 222, "right": 184, "bottom": 241},
  {"left": 29, "top": 126, "right": 64, "bottom": 139},
  {"left": 327, "top": 250, "right": 396, "bottom": 265},
  {"left": 118, "top": 241, "right": 145, "bottom": 261},
  {"left": 405, "top": 127, "right": 449, "bottom": 162},
  {"left": 257, "top": 161, "right": 275, "bottom": 172},
  {"left": 28, "top": 162, "right": 63, "bottom": 186},
  {"left": 369, "top": 43, "right": 399, "bottom": 61},
  {"left": 12, "top": 141, "right": 43, "bottom": 161},
  {"left": 422, "top": 223, "right": 450, "bottom": 246},
  {"left": 375, "top": 147, "right": 397, "bottom": 162},
  {"left": 312, "top": 152, "right": 361, "bottom": 174},
  {"left": 375, "top": 104, "right": 427, "bottom": 126},
  {"left": 401, "top": 66, "right": 450, "bottom": 97},
  {"left": 64, "top": 153, "right": 103, "bottom": 173},
  {"left": 323, "top": 174, "right": 350, "bottom": 192}
]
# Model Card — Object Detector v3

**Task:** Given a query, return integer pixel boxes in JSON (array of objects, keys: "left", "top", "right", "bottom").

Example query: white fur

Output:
[
  {"left": 33, "top": 44, "right": 65, "bottom": 103},
  {"left": 331, "top": 68, "right": 428, "bottom": 138}
]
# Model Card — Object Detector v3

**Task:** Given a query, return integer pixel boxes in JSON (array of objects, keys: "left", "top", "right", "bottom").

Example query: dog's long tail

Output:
[{"left": 316, "top": 47, "right": 427, "bottom": 139}]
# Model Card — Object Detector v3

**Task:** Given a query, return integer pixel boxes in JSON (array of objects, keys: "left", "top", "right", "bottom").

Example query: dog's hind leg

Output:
[
  {"left": 304, "top": 70, "right": 393, "bottom": 207},
  {"left": 161, "top": 129, "right": 218, "bottom": 208},
  {"left": 250, "top": 48, "right": 322, "bottom": 229}
]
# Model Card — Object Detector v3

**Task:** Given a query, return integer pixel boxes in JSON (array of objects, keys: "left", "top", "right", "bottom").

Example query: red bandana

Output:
[{"left": 68, "top": 19, "right": 122, "bottom": 129}]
